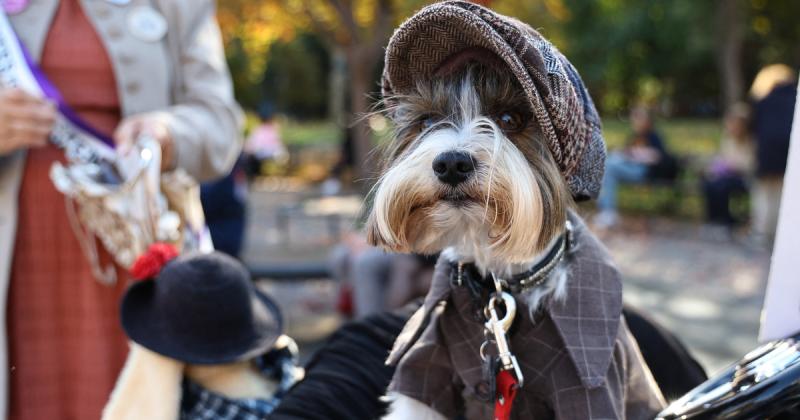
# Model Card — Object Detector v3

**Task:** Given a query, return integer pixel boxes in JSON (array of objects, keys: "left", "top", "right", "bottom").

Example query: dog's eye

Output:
[
  {"left": 495, "top": 111, "right": 526, "bottom": 132},
  {"left": 420, "top": 115, "right": 437, "bottom": 130}
]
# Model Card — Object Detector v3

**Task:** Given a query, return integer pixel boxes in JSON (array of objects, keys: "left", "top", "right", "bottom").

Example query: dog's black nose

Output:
[{"left": 432, "top": 151, "right": 475, "bottom": 186}]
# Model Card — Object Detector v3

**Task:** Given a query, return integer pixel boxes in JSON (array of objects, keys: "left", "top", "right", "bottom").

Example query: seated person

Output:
[
  {"left": 702, "top": 103, "right": 753, "bottom": 234},
  {"left": 201, "top": 157, "right": 248, "bottom": 258},
  {"left": 329, "top": 233, "right": 436, "bottom": 318},
  {"left": 595, "top": 107, "right": 674, "bottom": 227},
  {"left": 103, "top": 245, "right": 302, "bottom": 420}
]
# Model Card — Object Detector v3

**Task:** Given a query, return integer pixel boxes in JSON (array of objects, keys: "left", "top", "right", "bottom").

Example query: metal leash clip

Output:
[{"left": 484, "top": 275, "right": 524, "bottom": 387}]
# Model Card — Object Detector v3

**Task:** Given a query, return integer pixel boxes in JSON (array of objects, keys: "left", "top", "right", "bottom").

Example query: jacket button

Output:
[
  {"left": 108, "top": 27, "right": 123, "bottom": 40},
  {"left": 95, "top": 4, "right": 111, "bottom": 18},
  {"left": 119, "top": 54, "right": 135, "bottom": 65},
  {"left": 126, "top": 81, "right": 141, "bottom": 95}
]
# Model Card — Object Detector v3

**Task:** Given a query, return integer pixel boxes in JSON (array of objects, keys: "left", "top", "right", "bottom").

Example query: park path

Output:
[
  {"left": 243, "top": 186, "right": 770, "bottom": 374},
  {"left": 595, "top": 216, "right": 769, "bottom": 374}
]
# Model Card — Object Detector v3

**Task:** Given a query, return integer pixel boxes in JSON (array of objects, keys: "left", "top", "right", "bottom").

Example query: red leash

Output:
[{"left": 494, "top": 370, "right": 519, "bottom": 420}]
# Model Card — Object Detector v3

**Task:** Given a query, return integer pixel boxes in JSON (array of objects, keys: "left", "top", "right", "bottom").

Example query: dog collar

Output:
[{"left": 450, "top": 221, "right": 573, "bottom": 295}]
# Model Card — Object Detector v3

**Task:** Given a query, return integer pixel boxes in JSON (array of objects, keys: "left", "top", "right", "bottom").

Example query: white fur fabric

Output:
[{"left": 102, "top": 343, "right": 184, "bottom": 420}]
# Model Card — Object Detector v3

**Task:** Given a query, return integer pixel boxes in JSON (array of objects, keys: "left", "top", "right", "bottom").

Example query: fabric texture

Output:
[
  {"left": 621, "top": 306, "right": 707, "bottom": 401},
  {"left": 268, "top": 305, "right": 415, "bottom": 420},
  {"left": 7, "top": 2, "right": 129, "bottom": 420},
  {"left": 387, "top": 212, "right": 666, "bottom": 419},
  {"left": 381, "top": 0, "right": 606, "bottom": 200},
  {"left": 180, "top": 349, "right": 297, "bottom": 420}
]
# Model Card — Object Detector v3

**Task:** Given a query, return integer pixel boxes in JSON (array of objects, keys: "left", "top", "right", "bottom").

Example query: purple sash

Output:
[
  {"left": 0, "top": 10, "right": 116, "bottom": 163},
  {"left": 19, "top": 42, "right": 116, "bottom": 148}
]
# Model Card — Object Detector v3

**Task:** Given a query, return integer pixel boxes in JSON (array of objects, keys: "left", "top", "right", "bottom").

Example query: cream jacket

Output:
[{"left": 0, "top": 1, "right": 243, "bottom": 417}]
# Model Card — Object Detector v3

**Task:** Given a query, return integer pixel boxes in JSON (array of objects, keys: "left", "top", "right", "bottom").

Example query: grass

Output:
[
  {"left": 244, "top": 114, "right": 342, "bottom": 147},
  {"left": 280, "top": 120, "right": 342, "bottom": 147},
  {"left": 275, "top": 116, "right": 723, "bottom": 158}
]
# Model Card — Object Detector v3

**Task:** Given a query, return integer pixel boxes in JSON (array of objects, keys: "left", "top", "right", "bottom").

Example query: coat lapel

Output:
[
  {"left": 8, "top": 0, "right": 59, "bottom": 60},
  {"left": 548, "top": 214, "right": 623, "bottom": 388},
  {"left": 386, "top": 259, "right": 453, "bottom": 366}
]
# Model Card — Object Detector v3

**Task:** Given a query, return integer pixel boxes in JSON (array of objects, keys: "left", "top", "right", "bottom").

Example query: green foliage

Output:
[
  {"left": 279, "top": 120, "right": 343, "bottom": 146},
  {"left": 553, "top": 0, "right": 717, "bottom": 115},
  {"left": 743, "top": 0, "right": 800, "bottom": 82},
  {"left": 220, "top": 0, "right": 800, "bottom": 119},
  {"left": 262, "top": 35, "right": 331, "bottom": 118}
]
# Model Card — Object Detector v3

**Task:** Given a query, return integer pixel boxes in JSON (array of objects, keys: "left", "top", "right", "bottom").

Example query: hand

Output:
[
  {"left": 0, "top": 88, "right": 57, "bottom": 155},
  {"left": 628, "top": 146, "right": 660, "bottom": 165},
  {"left": 114, "top": 114, "right": 175, "bottom": 171}
]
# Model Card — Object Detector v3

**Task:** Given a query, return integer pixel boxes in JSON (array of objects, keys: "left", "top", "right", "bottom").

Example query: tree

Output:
[
  {"left": 716, "top": 0, "right": 745, "bottom": 110},
  {"left": 219, "top": 0, "right": 429, "bottom": 186}
]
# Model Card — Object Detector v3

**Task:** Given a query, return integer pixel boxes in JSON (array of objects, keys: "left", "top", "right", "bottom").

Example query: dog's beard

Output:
[{"left": 367, "top": 65, "right": 571, "bottom": 269}]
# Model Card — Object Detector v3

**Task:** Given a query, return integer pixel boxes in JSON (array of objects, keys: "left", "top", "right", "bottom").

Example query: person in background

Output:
[
  {"left": 321, "top": 126, "right": 355, "bottom": 196},
  {"left": 328, "top": 234, "right": 435, "bottom": 318},
  {"left": 749, "top": 64, "right": 797, "bottom": 248},
  {"left": 201, "top": 157, "right": 248, "bottom": 258},
  {"left": 0, "top": 1, "right": 242, "bottom": 419},
  {"left": 701, "top": 103, "right": 754, "bottom": 236},
  {"left": 594, "top": 107, "right": 674, "bottom": 228},
  {"left": 243, "top": 102, "right": 286, "bottom": 181}
]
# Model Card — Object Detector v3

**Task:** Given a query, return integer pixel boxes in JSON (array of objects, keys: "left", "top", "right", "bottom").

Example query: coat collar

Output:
[{"left": 387, "top": 212, "right": 623, "bottom": 389}]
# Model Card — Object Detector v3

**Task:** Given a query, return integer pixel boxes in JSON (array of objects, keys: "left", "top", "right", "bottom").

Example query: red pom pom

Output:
[{"left": 130, "top": 243, "right": 179, "bottom": 280}]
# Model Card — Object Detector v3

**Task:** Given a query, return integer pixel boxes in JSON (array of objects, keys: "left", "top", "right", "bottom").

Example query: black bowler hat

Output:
[{"left": 121, "top": 248, "right": 283, "bottom": 365}]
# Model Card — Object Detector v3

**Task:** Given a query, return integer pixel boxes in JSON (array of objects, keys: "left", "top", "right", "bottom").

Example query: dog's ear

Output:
[
  {"left": 102, "top": 343, "right": 184, "bottom": 420},
  {"left": 365, "top": 210, "right": 387, "bottom": 248}
]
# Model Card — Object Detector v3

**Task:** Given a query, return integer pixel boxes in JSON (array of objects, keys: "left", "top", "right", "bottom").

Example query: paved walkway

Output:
[
  {"left": 242, "top": 185, "right": 771, "bottom": 373},
  {"left": 594, "top": 215, "right": 770, "bottom": 374}
]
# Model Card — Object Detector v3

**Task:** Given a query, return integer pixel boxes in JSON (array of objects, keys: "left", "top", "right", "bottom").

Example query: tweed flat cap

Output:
[{"left": 382, "top": 1, "right": 606, "bottom": 200}]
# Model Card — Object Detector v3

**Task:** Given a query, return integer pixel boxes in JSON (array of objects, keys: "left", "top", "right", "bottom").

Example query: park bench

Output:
[
  {"left": 617, "top": 155, "right": 750, "bottom": 221},
  {"left": 274, "top": 194, "right": 362, "bottom": 244},
  {"left": 618, "top": 155, "right": 697, "bottom": 216}
]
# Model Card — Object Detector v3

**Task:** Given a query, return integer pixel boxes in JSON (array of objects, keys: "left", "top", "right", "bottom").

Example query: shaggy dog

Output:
[{"left": 365, "top": 2, "right": 666, "bottom": 419}]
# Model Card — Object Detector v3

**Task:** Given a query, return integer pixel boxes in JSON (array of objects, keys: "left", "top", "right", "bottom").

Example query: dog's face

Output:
[{"left": 367, "top": 63, "right": 571, "bottom": 266}]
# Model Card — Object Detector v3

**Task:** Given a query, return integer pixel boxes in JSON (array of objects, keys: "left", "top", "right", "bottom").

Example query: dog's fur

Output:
[{"left": 367, "top": 63, "right": 575, "bottom": 418}]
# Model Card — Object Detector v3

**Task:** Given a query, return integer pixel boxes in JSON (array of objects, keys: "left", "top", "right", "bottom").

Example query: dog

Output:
[{"left": 365, "top": 2, "right": 666, "bottom": 419}]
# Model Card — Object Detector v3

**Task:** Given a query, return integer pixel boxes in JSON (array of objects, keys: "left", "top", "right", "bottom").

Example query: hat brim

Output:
[{"left": 120, "top": 280, "right": 283, "bottom": 365}]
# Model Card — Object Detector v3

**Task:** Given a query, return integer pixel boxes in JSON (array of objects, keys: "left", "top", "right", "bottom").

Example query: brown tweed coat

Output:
[{"left": 386, "top": 213, "right": 666, "bottom": 419}]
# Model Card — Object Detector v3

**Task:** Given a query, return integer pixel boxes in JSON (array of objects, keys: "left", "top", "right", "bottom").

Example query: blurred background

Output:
[{"left": 208, "top": 0, "right": 798, "bottom": 374}]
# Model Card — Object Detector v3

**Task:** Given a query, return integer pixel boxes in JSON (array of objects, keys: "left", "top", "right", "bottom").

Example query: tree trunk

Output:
[
  {"left": 715, "top": 0, "right": 744, "bottom": 111},
  {"left": 347, "top": 46, "right": 379, "bottom": 190},
  {"left": 328, "top": 46, "right": 348, "bottom": 127}
]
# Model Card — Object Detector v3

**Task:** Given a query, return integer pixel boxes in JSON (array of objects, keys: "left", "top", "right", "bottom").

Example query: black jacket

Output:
[{"left": 753, "top": 83, "right": 797, "bottom": 177}]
